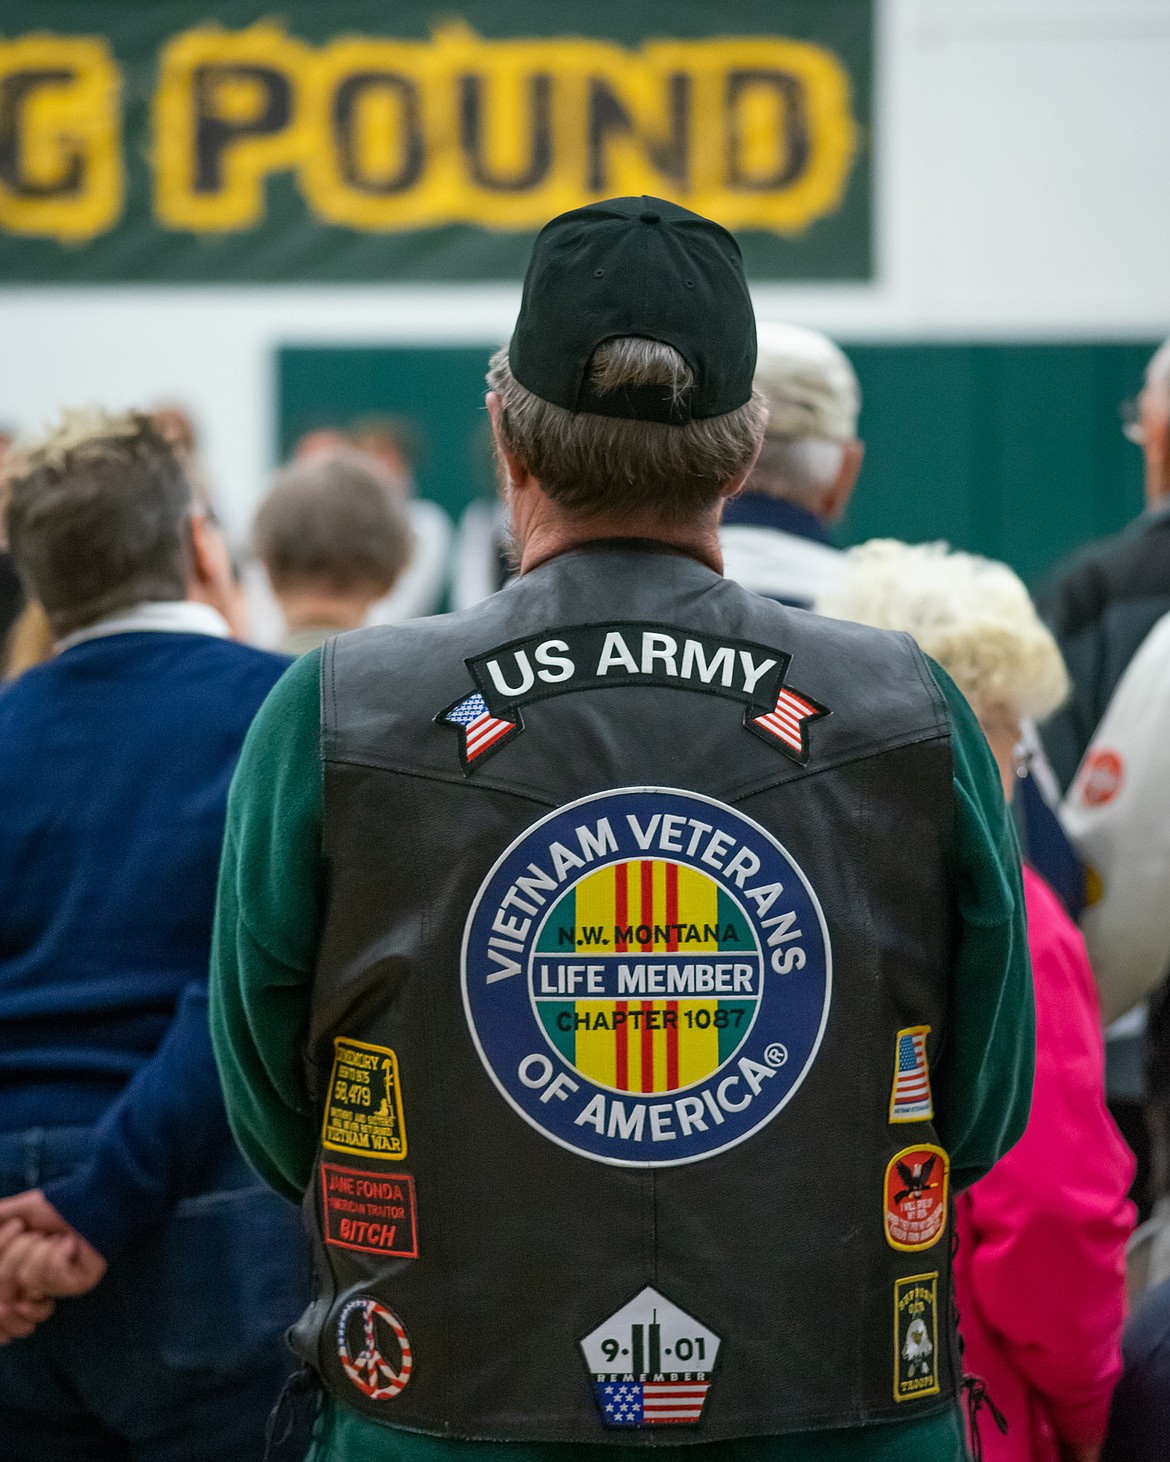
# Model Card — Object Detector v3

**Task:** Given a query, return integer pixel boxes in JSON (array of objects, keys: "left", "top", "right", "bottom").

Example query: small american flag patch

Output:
[
  {"left": 749, "top": 685, "right": 824, "bottom": 760},
  {"left": 889, "top": 1026, "right": 933, "bottom": 1123},
  {"left": 438, "top": 691, "right": 519, "bottom": 768},
  {"left": 594, "top": 1379, "right": 711, "bottom": 1426}
]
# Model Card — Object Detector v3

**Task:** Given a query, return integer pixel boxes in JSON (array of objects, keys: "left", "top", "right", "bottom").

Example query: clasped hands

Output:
[{"left": 0, "top": 1190, "right": 107, "bottom": 1342}]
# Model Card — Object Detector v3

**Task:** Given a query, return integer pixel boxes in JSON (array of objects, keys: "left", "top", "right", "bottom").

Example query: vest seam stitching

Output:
[
  {"left": 722, "top": 728, "right": 952, "bottom": 805},
  {"left": 321, "top": 754, "right": 559, "bottom": 807},
  {"left": 320, "top": 729, "right": 952, "bottom": 807},
  {"left": 402, "top": 771, "right": 458, "bottom": 1425},
  {"left": 903, "top": 638, "right": 951, "bottom": 739}
]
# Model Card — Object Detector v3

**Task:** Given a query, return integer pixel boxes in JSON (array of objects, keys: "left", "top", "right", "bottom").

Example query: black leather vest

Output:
[{"left": 291, "top": 544, "right": 961, "bottom": 1444}]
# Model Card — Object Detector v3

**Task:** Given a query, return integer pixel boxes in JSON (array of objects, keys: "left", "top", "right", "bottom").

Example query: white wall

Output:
[{"left": 2, "top": 0, "right": 1170, "bottom": 532}]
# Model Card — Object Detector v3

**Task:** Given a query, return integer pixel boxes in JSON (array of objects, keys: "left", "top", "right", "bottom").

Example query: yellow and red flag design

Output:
[{"left": 534, "top": 860, "right": 760, "bottom": 1096}]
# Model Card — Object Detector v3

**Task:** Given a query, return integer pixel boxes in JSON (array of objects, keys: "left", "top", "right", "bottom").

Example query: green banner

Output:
[{"left": 0, "top": 0, "right": 871, "bottom": 282}]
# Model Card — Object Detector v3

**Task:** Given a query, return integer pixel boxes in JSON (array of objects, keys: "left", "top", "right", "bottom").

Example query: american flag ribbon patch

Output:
[
  {"left": 748, "top": 685, "right": 825, "bottom": 759},
  {"left": 438, "top": 691, "right": 519, "bottom": 768},
  {"left": 889, "top": 1025, "right": 933, "bottom": 1123}
]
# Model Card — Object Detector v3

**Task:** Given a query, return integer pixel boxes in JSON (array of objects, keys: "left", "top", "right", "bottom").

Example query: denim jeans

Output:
[{"left": 0, "top": 1126, "right": 313, "bottom": 1461}]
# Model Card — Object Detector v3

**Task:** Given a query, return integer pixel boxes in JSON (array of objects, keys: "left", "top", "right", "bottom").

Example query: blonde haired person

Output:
[
  {"left": 819, "top": 541, "right": 1135, "bottom": 1462},
  {"left": 819, "top": 541, "right": 1067, "bottom": 791}
]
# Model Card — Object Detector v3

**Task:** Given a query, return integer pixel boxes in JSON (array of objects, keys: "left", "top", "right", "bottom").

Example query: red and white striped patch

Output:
[
  {"left": 643, "top": 1381, "right": 710, "bottom": 1422},
  {"left": 464, "top": 708, "right": 516, "bottom": 761},
  {"left": 338, "top": 1298, "right": 413, "bottom": 1402},
  {"left": 751, "top": 686, "right": 822, "bottom": 756}
]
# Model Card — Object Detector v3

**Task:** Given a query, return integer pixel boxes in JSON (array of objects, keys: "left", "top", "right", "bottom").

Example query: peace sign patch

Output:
[{"left": 337, "top": 1298, "right": 414, "bottom": 1402}]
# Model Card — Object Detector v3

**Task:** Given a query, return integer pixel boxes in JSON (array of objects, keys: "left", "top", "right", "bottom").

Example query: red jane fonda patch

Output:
[
  {"left": 883, "top": 1145, "right": 948, "bottom": 1252},
  {"left": 1078, "top": 748, "right": 1124, "bottom": 807},
  {"left": 321, "top": 1163, "right": 418, "bottom": 1258}
]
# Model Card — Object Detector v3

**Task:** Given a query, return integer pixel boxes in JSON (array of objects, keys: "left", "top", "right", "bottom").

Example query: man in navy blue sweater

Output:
[{"left": 0, "top": 409, "right": 307, "bottom": 1459}]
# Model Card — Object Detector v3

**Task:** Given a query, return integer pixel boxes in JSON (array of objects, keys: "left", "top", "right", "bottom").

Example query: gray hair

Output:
[
  {"left": 4, "top": 408, "right": 193, "bottom": 638},
  {"left": 488, "top": 339, "right": 767, "bottom": 524},
  {"left": 253, "top": 448, "right": 414, "bottom": 596},
  {"left": 746, "top": 436, "right": 847, "bottom": 512}
]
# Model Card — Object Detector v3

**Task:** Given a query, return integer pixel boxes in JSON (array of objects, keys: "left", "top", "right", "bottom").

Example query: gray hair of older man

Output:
[
  {"left": 487, "top": 338, "right": 767, "bottom": 526},
  {"left": 746, "top": 323, "right": 861, "bottom": 513},
  {"left": 4, "top": 408, "right": 194, "bottom": 638},
  {"left": 253, "top": 449, "right": 414, "bottom": 596}
]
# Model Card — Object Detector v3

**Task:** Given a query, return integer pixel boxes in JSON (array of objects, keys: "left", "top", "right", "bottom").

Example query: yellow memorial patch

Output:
[{"left": 322, "top": 1037, "right": 408, "bottom": 1160}]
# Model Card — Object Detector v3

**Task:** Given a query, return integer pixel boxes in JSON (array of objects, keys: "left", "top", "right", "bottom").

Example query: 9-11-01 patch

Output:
[
  {"left": 581, "top": 1286, "right": 721, "bottom": 1427},
  {"left": 437, "top": 622, "right": 829, "bottom": 772}
]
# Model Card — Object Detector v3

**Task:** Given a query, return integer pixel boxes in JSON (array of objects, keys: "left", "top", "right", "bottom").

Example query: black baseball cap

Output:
[{"left": 508, "top": 196, "right": 757, "bottom": 426}]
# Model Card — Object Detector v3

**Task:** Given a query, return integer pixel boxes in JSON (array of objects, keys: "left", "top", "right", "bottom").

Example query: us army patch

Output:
[
  {"left": 462, "top": 786, "right": 832, "bottom": 1167},
  {"left": 894, "top": 1273, "right": 940, "bottom": 1402},
  {"left": 322, "top": 1038, "right": 408, "bottom": 1159},
  {"left": 437, "top": 622, "right": 828, "bottom": 772},
  {"left": 337, "top": 1297, "right": 413, "bottom": 1402},
  {"left": 581, "top": 1285, "right": 720, "bottom": 1427},
  {"left": 883, "top": 1145, "right": 948, "bottom": 1252}
]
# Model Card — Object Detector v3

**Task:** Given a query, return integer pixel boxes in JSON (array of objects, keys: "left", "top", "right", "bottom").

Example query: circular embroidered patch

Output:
[
  {"left": 1078, "top": 747, "right": 1124, "bottom": 807},
  {"left": 462, "top": 787, "right": 832, "bottom": 1166},
  {"left": 337, "top": 1298, "right": 413, "bottom": 1401}
]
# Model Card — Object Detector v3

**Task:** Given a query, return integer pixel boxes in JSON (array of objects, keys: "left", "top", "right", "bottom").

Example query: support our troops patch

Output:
[
  {"left": 438, "top": 622, "right": 828, "bottom": 772},
  {"left": 894, "top": 1273, "right": 940, "bottom": 1403},
  {"left": 580, "top": 1286, "right": 720, "bottom": 1427},
  {"left": 461, "top": 786, "right": 832, "bottom": 1167}
]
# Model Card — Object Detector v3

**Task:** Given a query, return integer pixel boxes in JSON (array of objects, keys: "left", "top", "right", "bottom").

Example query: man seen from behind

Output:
[{"left": 212, "top": 197, "right": 1033, "bottom": 1462}]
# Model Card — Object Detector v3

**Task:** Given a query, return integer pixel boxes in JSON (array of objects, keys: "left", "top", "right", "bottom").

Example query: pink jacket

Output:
[{"left": 955, "top": 867, "right": 1135, "bottom": 1462}]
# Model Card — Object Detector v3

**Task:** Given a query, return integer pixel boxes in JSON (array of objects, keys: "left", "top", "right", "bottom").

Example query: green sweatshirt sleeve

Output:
[
  {"left": 210, "top": 648, "right": 326, "bottom": 1201},
  {"left": 925, "top": 657, "right": 1035, "bottom": 1190}
]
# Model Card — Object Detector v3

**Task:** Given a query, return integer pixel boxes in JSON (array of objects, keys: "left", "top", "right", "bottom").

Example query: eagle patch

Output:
[
  {"left": 883, "top": 1145, "right": 948, "bottom": 1251},
  {"left": 894, "top": 1273, "right": 940, "bottom": 1403}
]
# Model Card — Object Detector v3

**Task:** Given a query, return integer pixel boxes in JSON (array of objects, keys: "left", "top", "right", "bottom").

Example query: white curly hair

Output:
[{"left": 816, "top": 539, "right": 1069, "bottom": 724}]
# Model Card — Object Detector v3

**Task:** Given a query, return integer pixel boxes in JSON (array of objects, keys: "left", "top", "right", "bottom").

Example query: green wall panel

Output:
[{"left": 278, "top": 340, "right": 1156, "bottom": 591}]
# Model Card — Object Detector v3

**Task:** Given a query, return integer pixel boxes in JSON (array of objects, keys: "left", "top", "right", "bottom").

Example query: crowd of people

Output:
[{"left": 0, "top": 195, "right": 1168, "bottom": 1461}]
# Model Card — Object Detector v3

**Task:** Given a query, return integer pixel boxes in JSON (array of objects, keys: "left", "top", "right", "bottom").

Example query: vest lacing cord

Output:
[
  {"left": 264, "top": 1362, "right": 320, "bottom": 1461},
  {"left": 951, "top": 1202, "right": 1008, "bottom": 1462},
  {"left": 962, "top": 1375, "right": 1008, "bottom": 1462}
]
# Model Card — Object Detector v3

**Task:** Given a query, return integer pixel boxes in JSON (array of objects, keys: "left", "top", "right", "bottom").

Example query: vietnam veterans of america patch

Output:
[{"left": 461, "top": 786, "right": 832, "bottom": 1167}]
